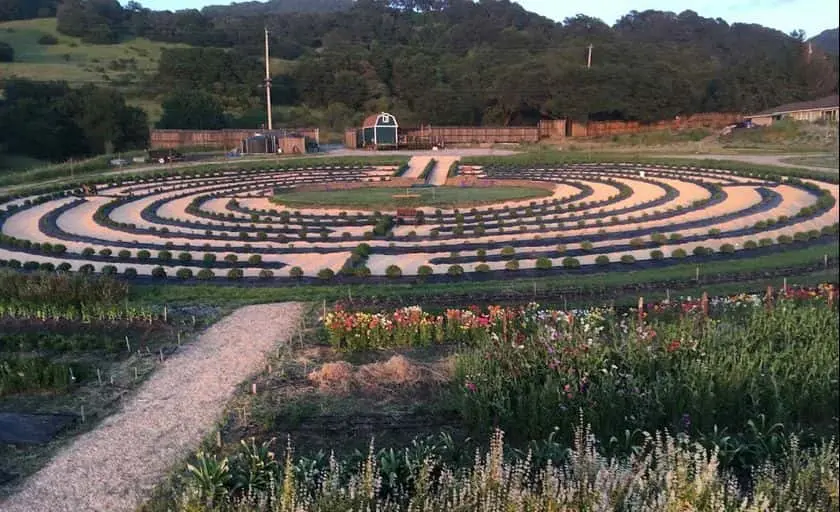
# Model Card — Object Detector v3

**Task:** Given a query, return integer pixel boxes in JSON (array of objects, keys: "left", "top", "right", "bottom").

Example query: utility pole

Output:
[
  {"left": 586, "top": 44, "right": 593, "bottom": 69},
  {"left": 264, "top": 27, "right": 273, "bottom": 131}
]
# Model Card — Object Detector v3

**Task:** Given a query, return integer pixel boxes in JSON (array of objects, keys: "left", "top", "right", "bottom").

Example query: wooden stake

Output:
[
  {"left": 216, "top": 431, "right": 222, "bottom": 448},
  {"left": 666, "top": 289, "right": 670, "bottom": 302},
  {"left": 637, "top": 296, "right": 644, "bottom": 325},
  {"left": 97, "top": 368, "right": 102, "bottom": 386},
  {"left": 159, "top": 348, "right": 164, "bottom": 363},
  {"left": 251, "top": 383, "right": 257, "bottom": 395},
  {"left": 125, "top": 336, "right": 131, "bottom": 352},
  {"left": 163, "top": 304, "right": 168, "bottom": 323},
  {"left": 80, "top": 406, "right": 85, "bottom": 423},
  {"left": 177, "top": 332, "right": 181, "bottom": 346},
  {"left": 701, "top": 292, "right": 709, "bottom": 318},
  {"left": 695, "top": 266, "right": 700, "bottom": 282},
  {"left": 783, "top": 278, "right": 788, "bottom": 293},
  {"left": 69, "top": 367, "right": 75, "bottom": 382},
  {"left": 825, "top": 254, "right": 829, "bottom": 267},
  {"left": 765, "top": 286, "right": 774, "bottom": 310},
  {"left": 322, "top": 299, "right": 327, "bottom": 320}
]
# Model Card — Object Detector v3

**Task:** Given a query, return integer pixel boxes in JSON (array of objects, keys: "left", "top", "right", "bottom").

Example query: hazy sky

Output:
[{"left": 133, "top": 0, "right": 839, "bottom": 39}]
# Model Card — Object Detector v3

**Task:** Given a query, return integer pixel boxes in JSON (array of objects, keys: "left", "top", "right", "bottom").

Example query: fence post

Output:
[
  {"left": 701, "top": 292, "right": 709, "bottom": 318},
  {"left": 765, "top": 286, "right": 774, "bottom": 310}
]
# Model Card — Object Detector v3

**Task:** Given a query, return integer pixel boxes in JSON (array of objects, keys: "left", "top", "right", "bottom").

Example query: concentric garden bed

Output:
[{"left": 0, "top": 158, "right": 837, "bottom": 282}]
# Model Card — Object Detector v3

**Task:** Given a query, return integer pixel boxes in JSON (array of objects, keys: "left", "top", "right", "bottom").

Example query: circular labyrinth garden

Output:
[{"left": 0, "top": 161, "right": 837, "bottom": 282}]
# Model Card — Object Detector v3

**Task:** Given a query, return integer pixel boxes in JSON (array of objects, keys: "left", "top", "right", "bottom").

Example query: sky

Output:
[{"left": 134, "top": 0, "right": 839, "bottom": 39}]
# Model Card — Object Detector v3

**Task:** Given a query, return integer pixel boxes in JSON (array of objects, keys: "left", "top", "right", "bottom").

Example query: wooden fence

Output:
[{"left": 150, "top": 128, "right": 320, "bottom": 150}]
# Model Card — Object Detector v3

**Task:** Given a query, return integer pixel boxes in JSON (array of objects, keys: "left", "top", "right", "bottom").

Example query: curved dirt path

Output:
[{"left": 0, "top": 303, "right": 304, "bottom": 512}]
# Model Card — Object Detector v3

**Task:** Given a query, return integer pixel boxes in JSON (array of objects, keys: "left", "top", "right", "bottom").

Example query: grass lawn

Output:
[
  {"left": 272, "top": 185, "right": 552, "bottom": 209},
  {"left": 780, "top": 154, "right": 840, "bottom": 169}
]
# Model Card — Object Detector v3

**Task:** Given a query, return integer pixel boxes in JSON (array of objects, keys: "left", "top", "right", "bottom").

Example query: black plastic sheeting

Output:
[{"left": 0, "top": 412, "right": 76, "bottom": 445}]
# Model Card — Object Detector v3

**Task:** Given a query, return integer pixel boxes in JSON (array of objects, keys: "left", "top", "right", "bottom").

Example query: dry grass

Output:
[{"left": 307, "top": 355, "right": 450, "bottom": 395}]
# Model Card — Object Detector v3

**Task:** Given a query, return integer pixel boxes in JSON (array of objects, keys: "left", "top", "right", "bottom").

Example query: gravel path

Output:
[{"left": 0, "top": 303, "right": 304, "bottom": 512}]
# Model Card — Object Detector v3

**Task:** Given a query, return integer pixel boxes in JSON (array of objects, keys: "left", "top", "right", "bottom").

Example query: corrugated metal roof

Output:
[{"left": 750, "top": 95, "right": 839, "bottom": 117}]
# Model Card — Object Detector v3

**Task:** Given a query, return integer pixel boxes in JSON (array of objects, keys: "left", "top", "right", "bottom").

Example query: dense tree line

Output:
[
  {"left": 0, "top": 79, "right": 149, "bottom": 162},
  {"left": 28, "top": 0, "right": 840, "bottom": 129},
  {"left": 0, "top": 0, "right": 57, "bottom": 22}
]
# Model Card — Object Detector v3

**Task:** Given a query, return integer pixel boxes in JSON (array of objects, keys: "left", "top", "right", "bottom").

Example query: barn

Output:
[{"left": 359, "top": 112, "right": 399, "bottom": 149}]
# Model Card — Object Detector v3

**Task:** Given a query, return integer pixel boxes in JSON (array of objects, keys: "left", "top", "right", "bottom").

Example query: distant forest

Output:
[{"left": 1, "top": 0, "right": 838, "bottom": 134}]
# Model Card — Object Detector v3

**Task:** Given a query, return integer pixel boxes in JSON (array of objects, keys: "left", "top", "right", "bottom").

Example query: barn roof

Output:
[
  {"left": 750, "top": 95, "right": 839, "bottom": 117},
  {"left": 362, "top": 112, "right": 398, "bottom": 128},
  {"left": 362, "top": 114, "right": 380, "bottom": 128}
]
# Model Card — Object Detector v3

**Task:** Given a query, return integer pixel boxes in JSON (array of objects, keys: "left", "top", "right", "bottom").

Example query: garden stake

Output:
[
  {"left": 695, "top": 266, "right": 700, "bottom": 282},
  {"left": 163, "top": 305, "right": 168, "bottom": 322},
  {"left": 80, "top": 406, "right": 85, "bottom": 423},
  {"left": 637, "top": 297, "right": 644, "bottom": 325},
  {"left": 125, "top": 336, "right": 131, "bottom": 353},
  {"left": 666, "top": 289, "right": 670, "bottom": 302},
  {"left": 177, "top": 332, "right": 181, "bottom": 346},
  {"left": 251, "top": 383, "right": 257, "bottom": 395},
  {"left": 69, "top": 367, "right": 75, "bottom": 382},
  {"left": 701, "top": 292, "right": 709, "bottom": 318},
  {"left": 97, "top": 368, "right": 102, "bottom": 386},
  {"left": 192, "top": 314, "right": 196, "bottom": 327},
  {"left": 159, "top": 348, "right": 164, "bottom": 363},
  {"left": 783, "top": 278, "right": 788, "bottom": 294},
  {"left": 216, "top": 431, "right": 222, "bottom": 448}
]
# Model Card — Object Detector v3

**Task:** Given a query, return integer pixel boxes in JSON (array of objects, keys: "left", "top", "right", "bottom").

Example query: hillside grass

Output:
[
  {"left": 0, "top": 18, "right": 190, "bottom": 85},
  {"left": 720, "top": 119, "right": 838, "bottom": 152}
]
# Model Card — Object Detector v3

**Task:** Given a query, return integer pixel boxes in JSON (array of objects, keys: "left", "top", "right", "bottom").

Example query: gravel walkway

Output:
[{"left": 0, "top": 303, "right": 304, "bottom": 512}]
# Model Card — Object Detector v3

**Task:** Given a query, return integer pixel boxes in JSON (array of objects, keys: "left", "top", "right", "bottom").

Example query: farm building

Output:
[
  {"left": 746, "top": 95, "right": 839, "bottom": 126},
  {"left": 240, "top": 132, "right": 307, "bottom": 154},
  {"left": 358, "top": 112, "right": 399, "bottom": 149}
]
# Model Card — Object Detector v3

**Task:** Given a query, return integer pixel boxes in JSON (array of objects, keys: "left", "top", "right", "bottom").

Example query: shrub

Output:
[
  {"left": 535, "top": 257, "right": 552, "bottom": 270},
  {"left": 123, "top": 268, "right": 138, "bottom": 278},
  {"left": 754, "top": 220, "right": 768, "bottom": 229},
  {"left": 178, "top": 252, "right": 192, "bottom": 262},
  {"left": 579, "top": 241, "right": 593, "bottom": 251},
  {"left": 561, "top": 257, "right": 580, "bottom": 269},
  {"left": 23, "top": 261, "right": 40, "bottom": 270},
  {"left": 671, "top": 248, "right": 688, "bottom": 258},
  {"left": 475, "top": 263, "right": 491, "bottom": 273},
  {"left": 203, "top": 253, "right": 217, "bottom": 264},
  {"left": 669, "top": 233, "right": 683, "bottom": 242},
  {"left": 98, "top": 248, "right": 112, "bottom": 257},
  {"left": 118, "top": 249, "right": 131, "bottom": 259},
  {"left": 224, "top": 254, "right": 238, "bottom": 263},
  {"left": 719, "top": 243, "right": 736, "bottom": 253},
  {"left": 476, "top": 249, "right": 487, "bottom": 261},
  {"left": 555, "top": 244, "right": 567, "bottom": 254},
  {"left": 417, "top": 265, "right": 433, "bottom": 278},
  {"left": 650, "top": 249, "right": 664, "bottom": 260},
  {"left": 78, "top": 264, "right": 95, "bottom": 274},
  {"left": 447, "top": 265, "right": 465, "bottom": 277},
  {"left": 137, "top": 250, "right": 151, "bottom": 260},
  {"left": 759, "top": 238, "right": 774, "bottom": 247},
  {"left": 595, "top": 255, "right": 610, "bottom": 265},
  {"left": 708, "top": 228, "right": 721, "bottom": 236},
  {"left": 777, "top": 235, "right": 793, "bottom": 244},
  {"left": 158, "top": 250, "right": 172, "bottom": 261},
  {"left": 151, "top": 267, "right": 166, "bottom": 278},
  {"left": 248, "top": 255, "right": 262, "bottom": 265},
  {"left": 51, "top": 244, "right": 67, "bottom": 254},
  {"left": 793, "top": 232, "right": 808, "bottom": 242},
  {"left": 505, "top": 260, "right": 519, "bottom": 271},
  {"left": 693, "top": 246, "right": 712, "bottom": 256},
  {"left": 57, "top": 262, "right": 72, "bottom": 272},
  {"left": 317, "top": 268, "right": 335, "bottom": 280},
  {"left": 258, "top": 269, "right": 274, "bottom": 279},
  {"left": 176, "top": 268, "right": 194, "bottom": 279},
  {"left": 227, "top": 268, "right": 244, "bottom": 280},
  {"left": 355, "top": 266, "right": 371, "bottom": 278},
  {"left": 38, "top": 34, "right": 59, "bottom": 45},
  {"left": 289, "top": 266, "right": 303, "bottom": 278},
  {"left": 617, "top": 254, "right": 634, "bottom": 264},
  {"left": 197, "top": 269, "right": 215, "bottom": 280},
  {"left": 629, "top": 238, "right": 645, "bottom": 248},
  {"left": 100, "top": 264, "right": 117, "bottom": 275},
  {"left": 743, "top": 240, "right": 758, "bottom": 249},
  {"left": 7, "top": 259, "right": 20, "bottom": 269},
  {"left": 500, "top": 246, "right": 516, "bottom": 259},
  {"left": 81, "top": 247, "right": 95, "bottom": 257},
  {"left": 385, "top": 265, "right": 402, "bottom": 279}
]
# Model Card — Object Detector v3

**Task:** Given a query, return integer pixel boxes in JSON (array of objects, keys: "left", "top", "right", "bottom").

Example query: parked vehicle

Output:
[{"left": 148, "top": 149, "right": 184, "bottom": 164}]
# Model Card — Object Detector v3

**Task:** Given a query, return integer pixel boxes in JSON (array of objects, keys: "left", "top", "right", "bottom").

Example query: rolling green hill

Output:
[{"left": 0, "top": 18, "right": 190, "bottom": 85}]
